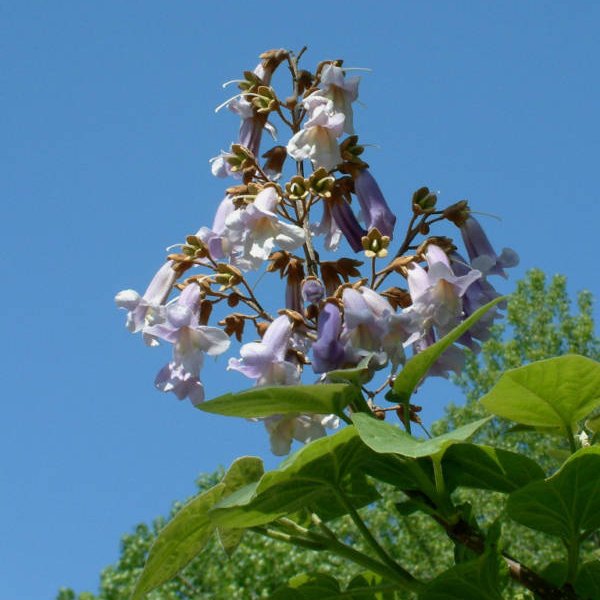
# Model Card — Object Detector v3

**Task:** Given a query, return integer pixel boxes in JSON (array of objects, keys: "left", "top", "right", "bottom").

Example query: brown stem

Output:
[
  {"left": 437, "top": 516, "right": 578, "bottom": 600},
  {"left": 287, "top": 49, "right": 319, "bottom": 277}
]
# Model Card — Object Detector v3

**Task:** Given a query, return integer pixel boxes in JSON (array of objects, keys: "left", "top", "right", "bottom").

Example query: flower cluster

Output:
[{"left": 116, "top": 49, "right": 517, "bottom": 454}]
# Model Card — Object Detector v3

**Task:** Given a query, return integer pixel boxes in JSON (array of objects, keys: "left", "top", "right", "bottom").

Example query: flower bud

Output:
[
  {"left": 412, "top": 187, "right": 437, "bottom": 214},
  {"left": 286, "top": 175, "right": 309, "bottom": 201},
  {"left": 308, "top": 167, "right": 335, "bottom": 198},
  {"left": 301, "top": 277, "right": 325, "bottom": 304},
  {"left": 361, "top": 228, "right": 390, "bottom": 258}
]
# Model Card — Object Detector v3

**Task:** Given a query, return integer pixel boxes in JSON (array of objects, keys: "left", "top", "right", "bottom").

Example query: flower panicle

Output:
[{"left": 115, "top": 47, "right": 516, "bottom": 453}]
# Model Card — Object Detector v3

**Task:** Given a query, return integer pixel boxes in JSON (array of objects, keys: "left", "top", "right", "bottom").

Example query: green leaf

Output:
[
  {"left": 419, "top": 550, "right": 507, "bottom": 600},
  {"left": 393, "top": 296, "right": 506, "bottom": 402},
  {"left": 346, "top": 571, "right": 403, "bottom": 599},
  {"left": 575, "top": 561, "right": 600, "bottom": 600},
  {"left": 352, "top": 413, "right": 491, "bottom": 459},
  {"left": 540, "top": 560, "right": 600, "bottom": 599},
  {"left": 442, "top": 443, "right": 545, "bottom": 493},
  {"left": 270, "top": 572, "right": 402, "bottom": 599},
  {"left": 481, "top": 354, "right": 600, "bottom": 430},
  {"left": 211, "top": 426, "right": 379, "bottom": 528},
  {"left": 131, "top": 483, "right": 225, "bottom": 600},
  {"left": 585, "top": 413, "right": 600, "bottom": 433},
  {"left": 507, "top": 446, "right": 600, "bottom": 541},
  {"left": 324, "top": 354, "right": 380, "bottom": 386},
  {"left": 217, "top": 456, "right": 264, "bottom": 556},
  {"left": 270, "top": 573, "right": 341, "bottom": 599},
  {"left": 198, "top": 383, "right": 360, "bottom": 418}
]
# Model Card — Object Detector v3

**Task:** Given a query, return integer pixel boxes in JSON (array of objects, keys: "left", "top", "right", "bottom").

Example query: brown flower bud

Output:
[
  {"left": 412, "top": 187, "right": 437, "bottom": 214},
  {"left": 443, "top": 200, "right": 470, "bottom": 226},
  {"left": 373, "top": 408, "right": 386, "bottom": 421},
  {"left": 255, "top": 321, "right": 270, "bottom": 338},
  {"left": 262, "top": 145, "right": 287, "bottom": 178},
  {"left": 199, "top": 300, "right": 213, "bottom": 326},
  {"left": 219, "top": 314, "right": 246, "bottom": 342},
  {"left": 381, "top": 287, "right": 413, "bottom": 309}
]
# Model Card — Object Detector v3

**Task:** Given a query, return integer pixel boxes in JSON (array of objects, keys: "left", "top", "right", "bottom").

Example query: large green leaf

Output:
[
  {"left": 131, "top": 483, "right": 225, "bottom": 600},
  {"left": 507, "top": 446, "right": 600, "bottom": 541},
  {"left": 217, "top": 456, "right": 264, "bottom": 556},
  {"left": 481, "top": 354, "right": 600, "bottom": 429},
  {"left": 210, "top": 426, "right": 379, "bottom": 528},
  {"left": 442, "top": 443, "right": 545, "bottom": 493},
  {"left": 540, "top": 560, "right": 600, "bottom": 599},
  {"left": 575, "top": 561, "right": 600, "bottom": 600},
  {"left": 198, "top": 383, "right": 360, "bottom": 417},
  {"left": 419, "top": 550, "right": 507, "bottom": 600},
  {"left": 393, "top": 297, "right": 506, "bottom": 402},
  {"left": 352, "top": 413, "right": 490, "bottom": 459}
]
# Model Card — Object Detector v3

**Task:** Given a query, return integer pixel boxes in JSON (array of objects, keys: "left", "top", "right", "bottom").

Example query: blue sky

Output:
[{"left": 2, "top": 2, "right": 599, "bottom": 598}]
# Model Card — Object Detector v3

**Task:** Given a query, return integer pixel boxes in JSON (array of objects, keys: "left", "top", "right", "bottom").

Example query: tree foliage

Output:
[{"left": 58, "top": 270, "right": 599, "bottom": 600}]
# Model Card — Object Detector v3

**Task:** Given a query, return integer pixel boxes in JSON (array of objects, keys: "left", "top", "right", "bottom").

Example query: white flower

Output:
[
  {"left": 286, "top": 95, "right": 345, "bottom": 170},
  {"left": 224, "top": 187, "right": 305, "bottom": 271},
  {"left": 318, "top": 64, "right": 360, "bottom": 134}
]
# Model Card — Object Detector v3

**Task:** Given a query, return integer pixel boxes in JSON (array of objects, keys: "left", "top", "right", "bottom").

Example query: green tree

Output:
[{"left": 59, "top": 270, "right": 599, "bottom": 600}]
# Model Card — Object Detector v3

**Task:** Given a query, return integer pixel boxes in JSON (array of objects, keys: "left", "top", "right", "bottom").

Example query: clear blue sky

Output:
[{"left": 2, "top": 2, "right": 599, "bottom": 598}]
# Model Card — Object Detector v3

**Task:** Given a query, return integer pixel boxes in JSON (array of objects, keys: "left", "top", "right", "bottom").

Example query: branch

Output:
[{"left": 438, "top": 516, "right": 578, "bottom": 600}]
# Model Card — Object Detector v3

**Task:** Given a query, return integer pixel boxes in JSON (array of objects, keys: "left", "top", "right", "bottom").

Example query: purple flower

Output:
[
  {"left": 196, "top": 195, "right": 236, "bottom": 260},
  {"left": 301, "top": 277, "right": 325, "bottom": 305},
  {"left": 312, "top": 302, "right": 346, "bottom": 374},
  {"left": 228, "top": 95, "right": 272, "bottom": 156},
  {"left": 460, "top": 216, "right": 518, "bottom": 278},
  {"left": 450, "top": 252, "right": 505, "bottom": 350},
  {"left": 145, "top": 284, "right": 230, "bottom": 405},
  {"left": 353, "top": 169, "right": 396, "bottom": 239},
  {"left": 228, "top": 315, "right": 300, "bottom": 386},
  {"left": 341, "top": 288, "right": 390, "bottom": 360},
  {"left": 407, "top": 245, "right": 481, "bottom": 336},
  {"left": 413, "top": 330, "right": 466, "bottom": 378},
  {"left": 326, "top": 195, "right": 367, "bottom": 253},
  {"left": 115, "top": 261, "right": 177, "bottom": 343}
]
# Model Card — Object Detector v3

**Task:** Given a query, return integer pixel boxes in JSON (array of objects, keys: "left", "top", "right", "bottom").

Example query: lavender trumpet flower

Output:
[
  {"left": 146, "top": 284, "right": 231, "bottom": 405},
  {"left": 115, "top": 261, "right": 177, "bottom": 341},
  {"left": 312, "top": 301, "right": 346, "bottom": 374},
  {"left": 460, "top": 216, "right": 519, "bottom": 278},
  {"left": 353, "top": 168, "right": 397, "bottom": 239}
]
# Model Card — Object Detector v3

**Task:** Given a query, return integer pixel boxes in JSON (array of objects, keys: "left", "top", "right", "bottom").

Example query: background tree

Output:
[{"left": 58, "top": 269, "right": 599, "bottom": 600}]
